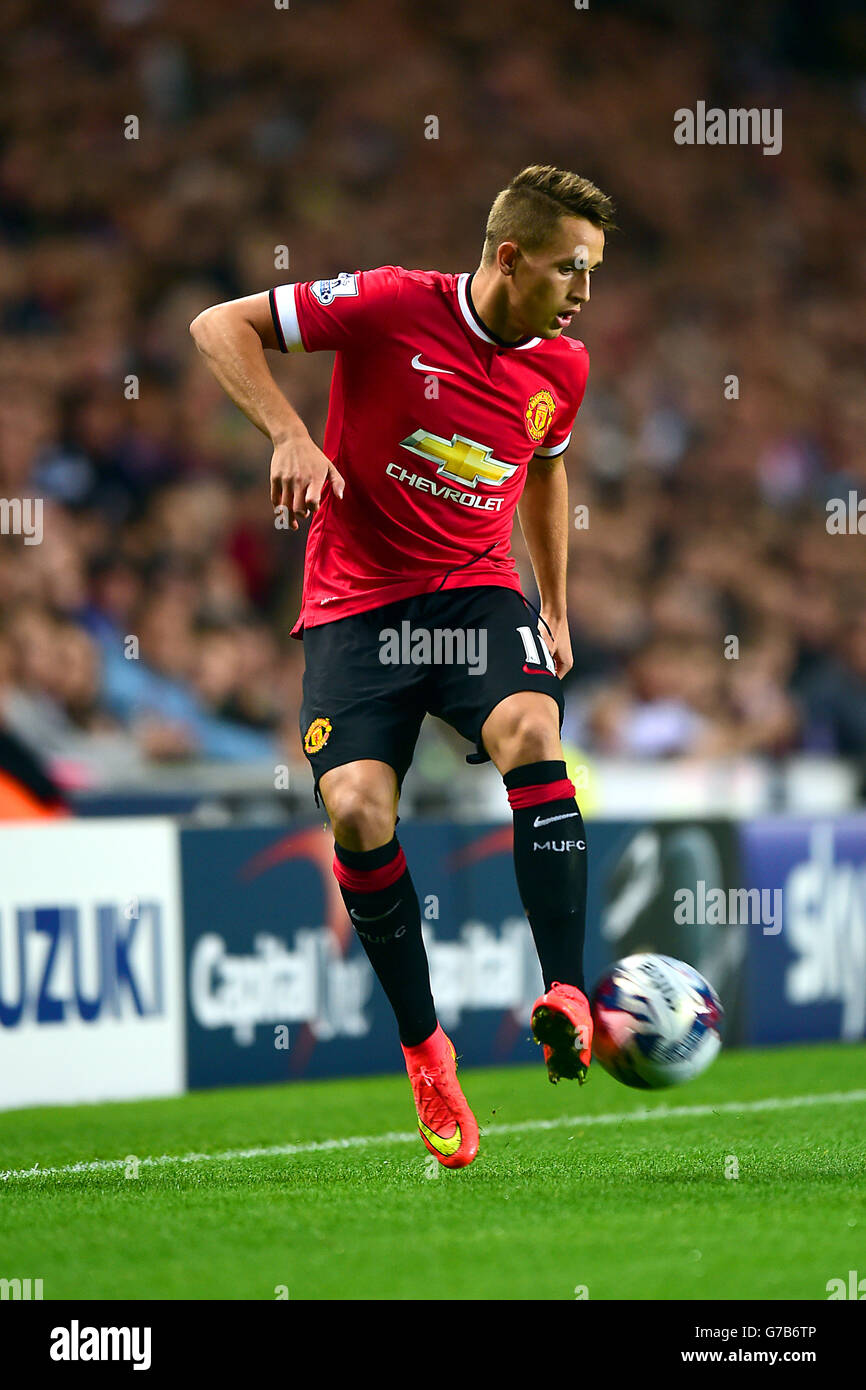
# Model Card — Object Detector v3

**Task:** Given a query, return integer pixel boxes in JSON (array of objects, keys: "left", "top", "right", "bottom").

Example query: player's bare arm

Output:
[
  {"left": 189, "top": 292, "right": 345, "bottom": 530},
  {"left": 517, "top": 453, "right": 573, "bottom": 677}
]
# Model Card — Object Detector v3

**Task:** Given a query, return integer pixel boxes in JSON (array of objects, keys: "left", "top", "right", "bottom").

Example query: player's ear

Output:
[{"left": 497, "top": 242, "right": 519, "bottom": 276}]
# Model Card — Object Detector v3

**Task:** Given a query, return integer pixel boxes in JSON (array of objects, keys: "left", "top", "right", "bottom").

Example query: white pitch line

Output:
[{"left": 2, "top": 1088, "right": 865, "bottom": 1183}]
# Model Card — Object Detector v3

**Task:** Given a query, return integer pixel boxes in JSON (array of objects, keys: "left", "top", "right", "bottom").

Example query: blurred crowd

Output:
[{"left": 0, "top": 0, "right": 864, "bottom": 795}]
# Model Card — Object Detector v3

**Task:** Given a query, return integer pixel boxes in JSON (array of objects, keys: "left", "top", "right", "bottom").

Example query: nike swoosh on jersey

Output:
[
  {"left": 411, "top": 352, "right": 455, "bottom": 375},
  {"left": 533, "top": 811, "right": 580, "bottom": 828},
  {"left": 417, "top": 1118, "right": 462, "bottom": 1157}
]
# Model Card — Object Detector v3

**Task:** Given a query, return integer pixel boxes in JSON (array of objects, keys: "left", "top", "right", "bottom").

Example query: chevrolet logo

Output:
[{"left": 399, "top": 429, "right": 518, "bottom": 488}]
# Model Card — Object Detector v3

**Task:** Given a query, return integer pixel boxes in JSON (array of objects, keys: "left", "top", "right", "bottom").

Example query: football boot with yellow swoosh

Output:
[{"left": 401, "top": 1023, "right": 479, "bottom": 1169}]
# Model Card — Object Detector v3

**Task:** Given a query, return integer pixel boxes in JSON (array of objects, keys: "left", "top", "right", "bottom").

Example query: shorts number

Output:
[{"left": 517, "top": 624, "right": 556, "bottom": 674}]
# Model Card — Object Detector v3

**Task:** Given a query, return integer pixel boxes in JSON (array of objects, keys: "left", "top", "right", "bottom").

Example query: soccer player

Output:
[{"left": 191, "top": 165, "right": 615, "bottom": 1169}]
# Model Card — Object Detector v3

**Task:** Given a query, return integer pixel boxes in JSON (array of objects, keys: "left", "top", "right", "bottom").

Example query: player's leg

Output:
[
  {"left": 424, "top": 585, "right": 589, "bottom": 994},
  {"left": 320, "top": 758, "right": 479, "bottom": 1166},
  {"left": 482, "top": 690, "right": 588, "bottom": 992},
  {"left": 481, "top": 690, "right": 592, "bottom": 1082},
  {"left": 320, "top": 758, "right": 437, "bottom": 1049},
  {"left": 425, "top": 585, "right": 592, "bottom": 1082},
  {"left": 300, "top": 608, "right": 479, "bottom": 1166}
]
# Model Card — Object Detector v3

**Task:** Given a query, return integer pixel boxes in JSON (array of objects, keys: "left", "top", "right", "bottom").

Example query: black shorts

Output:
[{"left": 299, "top": 585, "right": 565, "bottom": 803}]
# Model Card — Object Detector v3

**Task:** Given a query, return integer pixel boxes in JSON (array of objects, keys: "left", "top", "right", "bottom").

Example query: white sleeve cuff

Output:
[
  {"left": 270, "top": 284, "right": 305, "bottom": 352},
  {"left": 533, "top": 431, "right": 572, "bottom": 458}
]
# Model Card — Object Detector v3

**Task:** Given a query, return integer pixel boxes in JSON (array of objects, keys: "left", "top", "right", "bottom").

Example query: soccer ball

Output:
[{"left": 590, "top": 953, "right": 723, "bottom": 1089}]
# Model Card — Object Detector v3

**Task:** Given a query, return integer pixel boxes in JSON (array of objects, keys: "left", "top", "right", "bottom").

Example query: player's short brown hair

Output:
[{"left": 482, "top": 165, "right": 617, "bottom": 265}]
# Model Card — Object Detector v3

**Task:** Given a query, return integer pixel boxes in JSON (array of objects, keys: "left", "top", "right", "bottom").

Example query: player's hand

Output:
[
  {"left": 540, "top": 612, "right": 573, "bottom": 678},
  {"left": 270, "top": 430, "right": 345, "bottom": 530}
]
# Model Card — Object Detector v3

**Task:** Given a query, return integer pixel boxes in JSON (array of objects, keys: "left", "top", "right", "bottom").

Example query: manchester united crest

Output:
[
  {"left": 525, "top": 389, "right": 556, "bottom": 443},
  {"left": 304, "top": 716, "right": 332, "bottom": 754}
]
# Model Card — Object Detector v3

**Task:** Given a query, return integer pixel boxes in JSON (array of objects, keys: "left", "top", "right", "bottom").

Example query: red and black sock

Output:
[
  {"left": 504, "top": 759, "right": 587, "bottom": 994},
  {"left": 333, "top": 837, "right": 436, "bottom": 1048}
]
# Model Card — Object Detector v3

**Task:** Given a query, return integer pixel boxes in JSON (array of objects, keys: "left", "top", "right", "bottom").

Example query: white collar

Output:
[{"left": 457, "top": 273, "right": 541, "bottom": 350}]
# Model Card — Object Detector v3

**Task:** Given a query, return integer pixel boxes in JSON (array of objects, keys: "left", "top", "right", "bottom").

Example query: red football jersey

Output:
[{"left": 269, "top": 266, "right": 589, "bottom": 637}]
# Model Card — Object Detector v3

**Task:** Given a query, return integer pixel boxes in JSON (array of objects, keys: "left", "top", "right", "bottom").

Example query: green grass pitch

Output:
[{"left": 1, "top": 1042, "right": 864, "bottom": 1301}]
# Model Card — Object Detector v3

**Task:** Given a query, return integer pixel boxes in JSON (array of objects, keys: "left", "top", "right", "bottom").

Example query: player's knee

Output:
[
  {"left": 508, "top": 722, "right": 560, "bottom": 766},
  {"left": 321, "top": 768, "right": 396, "bottom": 850},
  {"left": 488, "top": 705, "right": 560, "bottom": 769}
]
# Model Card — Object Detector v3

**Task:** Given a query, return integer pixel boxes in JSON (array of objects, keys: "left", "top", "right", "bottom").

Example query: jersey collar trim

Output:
[{"left": 457, "top": 273, "right": 541, "bottom": 351}]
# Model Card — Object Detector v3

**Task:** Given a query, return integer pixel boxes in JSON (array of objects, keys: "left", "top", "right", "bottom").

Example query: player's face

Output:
[{"left": 512, "top": 217, "right": 605, "bottom": 339}]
